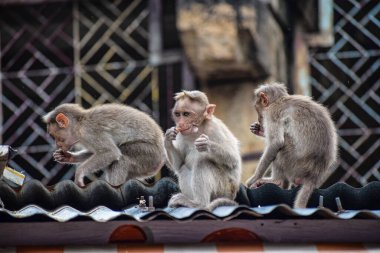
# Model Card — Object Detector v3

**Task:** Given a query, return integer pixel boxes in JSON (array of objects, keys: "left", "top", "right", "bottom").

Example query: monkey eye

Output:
[
  {"left": 174, "top": 112, "right": 180, "bottom": 117},
  {"left": 183, "top": 112, "right": 190, "bottom": 117}
]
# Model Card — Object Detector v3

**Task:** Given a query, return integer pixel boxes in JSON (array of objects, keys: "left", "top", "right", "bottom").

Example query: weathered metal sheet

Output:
[
  {"left": 1, "top": 203, "right": 380, "bottom": 223},
  {"left": 1, "top": 178, "right": 379, "bottom": 222}
]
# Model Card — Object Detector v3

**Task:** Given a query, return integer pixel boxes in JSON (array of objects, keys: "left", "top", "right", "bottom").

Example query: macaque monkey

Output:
[
  {"left": 42, "top": 103, "right": 165, "bottom": 187},
  {"left": 164, "top": 90, "right": 242, "bottom": 210},
  {"left": 247, "top": 83, "right": 338, "bottom": 208}
]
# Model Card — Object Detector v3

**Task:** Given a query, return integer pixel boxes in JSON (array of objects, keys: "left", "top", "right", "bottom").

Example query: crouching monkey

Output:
[
  {"left": 247, "top": 83, "right": 338, "bottom": 208},
  {"left": 43, "top": 103, "right": 165, "bottom": 186},
  {"left": 165, "top": 90, "right": 242, "bottom": 210}
]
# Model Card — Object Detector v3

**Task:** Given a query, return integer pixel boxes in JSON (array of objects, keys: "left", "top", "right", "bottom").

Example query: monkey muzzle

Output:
[
  {"left": 176, "top": 124, "right": 199, "bottom": 135},
  {"left": 59, "top": 140, "right": 80, "bottom": 152}
]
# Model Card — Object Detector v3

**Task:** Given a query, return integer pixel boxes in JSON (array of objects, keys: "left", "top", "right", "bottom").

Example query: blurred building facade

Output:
[{"left": 0, "top": 0, "right": 378, "bottom": 187}]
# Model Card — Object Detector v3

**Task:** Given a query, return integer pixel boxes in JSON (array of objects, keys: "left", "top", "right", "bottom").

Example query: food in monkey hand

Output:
[{"left": 176, "top": 125, "right": 199, "bottom": 134}]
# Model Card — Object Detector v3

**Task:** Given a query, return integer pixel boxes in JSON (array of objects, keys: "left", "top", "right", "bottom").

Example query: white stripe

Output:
[
  {"left": 365, "top": 244, "right": 380, "bottom": 253},
  {"left": 65, "top": 245, "right": 117, "bottom": 253},
  {"left": 263, "top": 243, "right": 318, "bottom": 253},
  {"left": 165, "top": 244, "right": 217, "bottom": 253},
  {"left": 0, "top": 248, "right": 16, "bottom": 253}
]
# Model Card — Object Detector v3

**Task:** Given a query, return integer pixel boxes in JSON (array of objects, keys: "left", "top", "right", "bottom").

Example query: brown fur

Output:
[
  {"left": 246, "top": 83, "right": 338, "bottom": 208},
  {"left": 43, "top": 103, "right": 165, "bottom": 186},
  {"left": 165, "top": 90, "right": 242, "bottom": 210}
]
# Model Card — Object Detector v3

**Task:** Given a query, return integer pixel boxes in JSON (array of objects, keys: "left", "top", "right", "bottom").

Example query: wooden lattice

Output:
[
  {"left": 0, "top": 0, "right": 181, "bottom": 185},
  {"left": 310, "top": 0, "right": 380, "bottom": 187}
]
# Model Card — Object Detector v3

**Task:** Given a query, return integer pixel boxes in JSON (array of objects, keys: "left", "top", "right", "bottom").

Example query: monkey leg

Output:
[
  {"left": 191, "top": 163, "right": 213, "bottom": 207},
  {"left": 249, "top": 165, "right": 285, "bottom": 189},
  {"left": 120, "top": 142, "right": 165, "bottom": 176},
  {"left": 250, "top": 178, "right": 284, "bottom": 188},
  {"left": 192, "top": 160, "right": 236, "bottom": 208},
  {"left": 293, "top": 181, "right": 315, "bottom": 208},
  {"left": 168, "top": 193, "right": 199, "bottom": 208},
  {"left": 102, "top": 142, "right": 165, "bottom": 186},
  {"left": 176, "top": 166, "right": 194, "bottom": 199},
  {"left": 101, "top": 157, "right": 132, "bottom": 186}
]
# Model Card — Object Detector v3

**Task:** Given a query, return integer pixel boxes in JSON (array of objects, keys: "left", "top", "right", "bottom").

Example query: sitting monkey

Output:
[
  {"left": 247, "top": 83, "right": 338, "bottom": 208},
  {"left": 164, "top": 90, "right": 242, "bottom": 210},
  {"left": 43, "top": 103, "right": 165, "bottom": 186}
]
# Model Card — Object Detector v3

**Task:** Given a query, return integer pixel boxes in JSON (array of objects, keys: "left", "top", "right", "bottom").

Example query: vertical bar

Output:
[
  {"left": 0, "top": 34, "right": 3, "bottom": 143},
  {"left": 319, "top": 195, "right": 324, "bottom": 208},
  {"left": 149, "top": 0, "right": 162, "bottom": 66},
  {"left": 319, "top": 0, "right": 333, "bottom": 33},
  {"left": 335, "top": 197, "right": 344, "bottom": 212},
  {"left": 149, "top": 0, "right": 163, "bottom": 181},
  {"left": 73, "top": 0, "right": 81, "bottom": 105},
  {"left": 152, "top": 67, "right": 159, "bottom": 121},
  {"left": 182, "top": 56, "right": 195, "bottom": 90},
  {"left": 166, "top": 64, "right": 174, "bottom": 127}
]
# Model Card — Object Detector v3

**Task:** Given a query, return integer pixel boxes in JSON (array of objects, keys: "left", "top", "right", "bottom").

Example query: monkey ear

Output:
[
  {"left": 55, "top": 113, "right": 69, "bottom": 128},
  {"left": 259, "top": 92, "right": 269, "bottom": 107},
  {"left": 204, "top": 104, "right": 216, "bottom": 120}
]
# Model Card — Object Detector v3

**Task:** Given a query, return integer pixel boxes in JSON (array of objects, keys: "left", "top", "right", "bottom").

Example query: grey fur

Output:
[
  {"left": 247, "top": 83, "right": 338, "bottom": 208},
  {"left": 165, "top": 91, "right": 242, "bottom": 210},
  {"left": 43, "top": 103, "right": 165, "bottom": 186}
]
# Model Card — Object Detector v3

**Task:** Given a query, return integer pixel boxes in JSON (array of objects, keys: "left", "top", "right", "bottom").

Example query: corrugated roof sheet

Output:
[
  {"left": 1, "top": 178, "right": 380, "bottom": 222},
  {"left": 1, "top": 203, "right": 380, "bottom": 222}
]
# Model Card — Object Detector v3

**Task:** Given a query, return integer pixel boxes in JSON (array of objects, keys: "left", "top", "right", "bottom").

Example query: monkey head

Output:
[
  {"left": 254, "top": 83, "right": 288, "bottom": 123},
  {"left": 172, "top": 91, "right": 216, "bottom": 136},
  {"left": 46, "top": 113, "right": 79, "bottom": 152},
  {"left": 43, "top": 104, "right": 85, "bottom": 151}
]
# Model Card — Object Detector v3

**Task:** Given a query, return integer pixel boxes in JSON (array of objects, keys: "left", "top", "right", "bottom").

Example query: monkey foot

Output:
[
  {"left": 294, "top": 178, "right": 303, "bottom": 186},
  {"left": 249, "top": 179, "right": 283, "bottom": 189},
  {"left": 168, "top": 193, "right": 199, "bottom": 208}
]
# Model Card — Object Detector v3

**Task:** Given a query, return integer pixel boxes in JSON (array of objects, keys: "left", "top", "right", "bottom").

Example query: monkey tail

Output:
[
  {"left": 207, "top": 198, "right": 238, "bottom": 211},
  {"left": 294, "top": 182, "right": 315, "bottom": 208}
]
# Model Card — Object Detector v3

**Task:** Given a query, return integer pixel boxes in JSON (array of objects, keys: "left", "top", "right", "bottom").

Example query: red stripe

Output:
[{"left": 316, "top": 243, "right": 367, "bottom": 253}]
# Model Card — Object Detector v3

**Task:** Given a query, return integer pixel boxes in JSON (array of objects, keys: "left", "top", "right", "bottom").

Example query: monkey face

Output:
[
  {"left": 254, "top": 99, "right": 265, "bottom": 124},
  {"left": 172, "top": 98, "right": 204, "bottom": 135},
  {"left": 172, "top": 110, "right": 200, "bottom": 135},
  {"left": 48, "top": 124, "right": 78, "bottom": 151}
]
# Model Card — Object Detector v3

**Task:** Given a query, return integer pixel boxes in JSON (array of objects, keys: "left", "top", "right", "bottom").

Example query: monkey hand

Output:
[
  {"left": 195, "top": 134, "right": 209, "bottom": 152},
  {"left": 53, "top": 149, "right": 76, "bottom": 164},
  {"left": 74, "top": 168, "right": 86, "bottom": 187},
  {"left": 250, "top": 122, "right": 265, "bottom": 137},
  {"left": 164, "top": 127, "right": 178, "bottom": 144}
]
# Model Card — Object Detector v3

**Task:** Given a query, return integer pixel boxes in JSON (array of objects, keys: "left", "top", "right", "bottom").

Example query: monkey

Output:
[
  {"left": 164, "top": 90, "right": 242, "bottom": 211},
  {"left": 246, "top": 83, "right": 338, "bottom": 208},
  {"left": 42, "top": 103, "right": 166, "bottom": 187}
]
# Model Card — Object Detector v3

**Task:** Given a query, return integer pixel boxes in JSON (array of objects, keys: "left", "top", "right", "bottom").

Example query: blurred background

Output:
[{"left": 0, "top": 0, "right": 378, "bottom": 187}]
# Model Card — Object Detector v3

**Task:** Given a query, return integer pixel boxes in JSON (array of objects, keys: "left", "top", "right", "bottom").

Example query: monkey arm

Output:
[
  {"left": 69, "top": 150, "right": 93, "bottom": 163},
  {"left": 164, "top": 142, "right": 184, "bottom": 171},
  {"left": 204, "top": 141, "right": 240, "bottom": 169},
  {"left": 53, "top": 149, "right": 92, "bottom": 164},
  {"left": 247, "top": 124, "right": 285, "bottom": 186},
  {"left": 246, "top": 145, "right": 282, "bottom": 187},
  {"left": 164, "top": 127, "right": 184, "bottom": 171}
]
